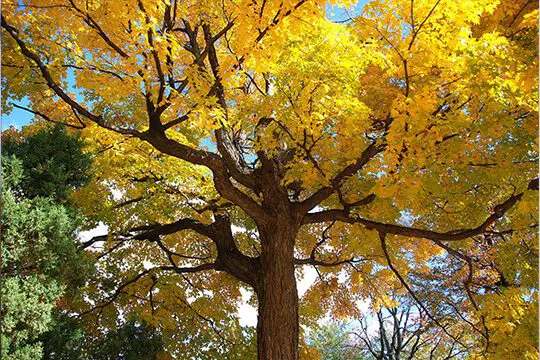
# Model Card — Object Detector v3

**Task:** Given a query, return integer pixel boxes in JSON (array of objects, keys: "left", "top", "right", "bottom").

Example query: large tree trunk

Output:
[{"left": 256, "top": 217, "right": 299, "bottom": 360}]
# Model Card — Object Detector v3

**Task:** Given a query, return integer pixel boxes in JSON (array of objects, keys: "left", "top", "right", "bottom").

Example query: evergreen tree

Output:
[
  {"left": 1, "top": 125, "right": 93, "bottom": 359},
  {"left": 2, "top": 124, "right": 92, "bottom": 202}
]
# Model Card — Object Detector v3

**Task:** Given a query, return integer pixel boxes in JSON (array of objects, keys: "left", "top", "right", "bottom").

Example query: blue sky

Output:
[
  {"left": 2, "top": 98, "right": 32, "bottom": 130},
  {"left": 1, "top": 1, "right": 369, "bottom": 131}
]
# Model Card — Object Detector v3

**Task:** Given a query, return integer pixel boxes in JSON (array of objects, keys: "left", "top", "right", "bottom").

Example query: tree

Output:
[
  {"left": 2, "top": 0, "right": 537, "bottom": 358},
  {"left": 40, "top": 311, "right": 168, "bottom": 360},
  {"left": 308, "top": 321, "right": 362, "bottom": 359},
  {"left": 1, "top": 124, "right": 93, "bottom": 359},
  {"left": 2, "top": 123, "right": 92, "bottom": 202},
  {"left": 308, "top": 295, "right": 469, "bottom": 360},
  {"left": 82, "top": 318, "right": 164, "bottom": 360},
  {"left": 353, "top": 296, "right": 469, "bottom": 360}
]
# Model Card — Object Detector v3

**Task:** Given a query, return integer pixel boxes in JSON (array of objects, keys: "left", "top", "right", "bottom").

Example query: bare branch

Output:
[{"left": 379, "top": 233, "right": 465, "bottom": 347}]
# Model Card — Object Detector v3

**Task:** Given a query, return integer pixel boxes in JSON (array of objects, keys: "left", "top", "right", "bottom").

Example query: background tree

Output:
[
  {"left": 1, "top": 125, "right": 93, "bottom": 359},
  {"left": 308, "top": 295, "right": 470, "bottom": 360},
  {"left": 79, "top": 318, "right": 164, "bottom": 360},
  {"left": 352, "top": 296, "right": 469, "bottom": 360},
  {"left": 39, "top": 313, "right": 167, "bottom": 360},
  {"left": 2, "top": 0, "right": 537, "bottom": 358},
  {"left": 308, "top": 321, "right": 362, "bottom": 360},
  {"left": 2, "top": 123, "right": 92, "bottom": 202}
]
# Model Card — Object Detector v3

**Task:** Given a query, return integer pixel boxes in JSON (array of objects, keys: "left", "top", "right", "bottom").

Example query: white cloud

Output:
[{"left": 307, "top": 205, "right": 323, "bottom": 213}]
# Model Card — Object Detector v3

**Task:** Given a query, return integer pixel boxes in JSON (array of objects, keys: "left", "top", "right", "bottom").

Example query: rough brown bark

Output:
[{"left": 255, "top": 214, "right": 300, "bottom": 360}]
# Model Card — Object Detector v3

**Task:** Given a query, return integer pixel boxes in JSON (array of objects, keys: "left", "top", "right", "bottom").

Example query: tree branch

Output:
[
  {"left": 202, "top": 23, "right": 257, "bottom": 190},
  {"left": 12, "top": 103, "right": 85, "bottom": 129},
  {"left": 303, "top": 187, "right": 535, "bottom": 242},
  {"left": 141, "top": 128, "right": 265, "bottom": 221},
  {"left": 79, "top": 264, "right": 215, "bottom": 317},
  {"left": 296, "top": 142, "right": 383, "bottom": 213},
  {"left": 68, "top": 0, "right": 129, "bottom": 58},
  {"left": 2, "top": 15, "right": 139, "bottom": 136},
  {"left": 81, "top": 213, "right": 261, "bottom": 288},
  {"left": 294, "top": 257, "right": 366, "bottom": 268},
  {"left": 379, "top": 233, "right": 465, "bottom": 348}
]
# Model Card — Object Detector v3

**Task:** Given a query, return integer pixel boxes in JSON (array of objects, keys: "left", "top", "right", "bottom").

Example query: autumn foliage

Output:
[{"left": 1, "top": 0, "right": 538, "bottom": 358}]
